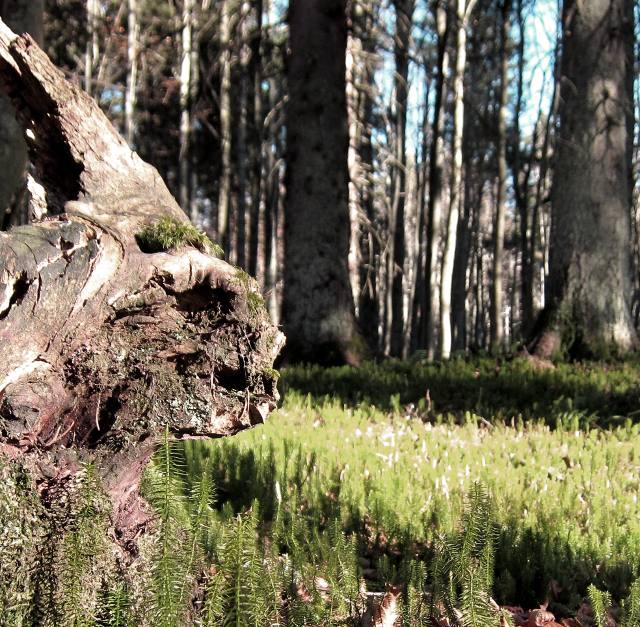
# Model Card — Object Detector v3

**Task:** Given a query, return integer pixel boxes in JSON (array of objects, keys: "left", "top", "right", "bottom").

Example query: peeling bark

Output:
[{"left": 0, "top": 20, "right": 284, "bottom": 551}]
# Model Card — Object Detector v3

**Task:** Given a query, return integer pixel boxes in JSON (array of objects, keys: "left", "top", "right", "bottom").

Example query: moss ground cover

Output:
[
  {"left": 178, "top": 357, "right": 640, "bottom": 612},
  {"left": 2, "top": 357, "right": 640, "bottom": 624}
]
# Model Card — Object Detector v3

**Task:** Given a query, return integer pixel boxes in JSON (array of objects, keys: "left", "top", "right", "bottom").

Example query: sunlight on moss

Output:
[{"left": 136, "top": 217, "right": 223, "bottom": 256}]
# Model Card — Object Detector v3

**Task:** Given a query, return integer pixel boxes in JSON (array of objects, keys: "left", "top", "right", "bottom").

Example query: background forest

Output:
[
  {"left": 2, "top": 0, "right": 640, "bottom": 626},
  {"left": 3, "top": 0, "right": 639, "bottom": 362}
]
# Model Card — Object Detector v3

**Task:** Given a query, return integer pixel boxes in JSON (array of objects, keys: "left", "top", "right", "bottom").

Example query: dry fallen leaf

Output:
[
  {"left": 526, "top": 608, "right": 559, "bottom": 626},
  {"left": 370, "top": 584, "right": 402, "bottom": 627}
]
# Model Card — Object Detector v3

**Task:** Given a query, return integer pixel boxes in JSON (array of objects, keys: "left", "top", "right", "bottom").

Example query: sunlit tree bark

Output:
[
  {"left": 424, "top": 0, "right": 450, "bottom": 358},
  {"left": 530, "top": 0, "right": 637, "bottom": 358},
  {"left": 490, "top": 0, "right": 510, "bottom": 354},
  {"left": 124, "top": 0, "right": 139, "bottom": 146},
  {"left": 439, "top": 0, "right": 475, "bottom": 359}
]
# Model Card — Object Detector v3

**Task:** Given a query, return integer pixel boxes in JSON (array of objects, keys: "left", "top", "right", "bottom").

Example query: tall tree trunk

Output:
[
  {"left": 0, "top": 0, "right": 43, "bottom": 228},
  {"left": 424, "top": 0, "right": 450, "bottom": 358},
  {"left": 247, "top": 0, "right": 263, "bottom": 278},
  {"left": 490, "top": 0, "right": 510, "bottom": 354},
  {"left": 354, "top": 2, "right": 379, "bottom": 353},
  {"left": 451, "top": 157, "right": 472, "bottom": 352},
  {"left": 387, "top": 0, "right": 414, "bottom": 357},
  {"left": 124, "top": 0, "right": 139, "bottom": 146},
  {"left": 512, "top": 0, "right": 533, "bottom": 337},
  {"left": 283, "top": 0, "right": 362, "bottom": 365},
  {"left": 217, "top": 0, "right": 233, "bottom": 254},
  {"left": 530, "top": 0, "right": 637, "bottom": 358},
  {"left": 178, "top": 0, "right": 193, "bottom": 212},
  {"left": 439, "top": 0, "right": 474, "bottom": 360},
  {"left": 410, "top": 76, "right": 430, "bottom": 353},
  {"left": 263, "top": 10, "right": 281, "bottom": 325},
  {"left": 235, "top": 1, "right": 251, "bottom": 269},
  {"left": 84, "top": 0, "right": 99, "bottom": 97}
]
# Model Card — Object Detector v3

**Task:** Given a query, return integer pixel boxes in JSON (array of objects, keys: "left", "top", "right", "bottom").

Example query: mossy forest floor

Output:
[
  {"left": 2, "top": 357, "right": 640, "bottom": 625},
  {"left": 171, "top": 357, "right": 640, "bottom": 624}
]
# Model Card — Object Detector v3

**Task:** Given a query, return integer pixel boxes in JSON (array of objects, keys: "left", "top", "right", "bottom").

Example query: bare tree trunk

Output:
[
  {"left": 424, "top": 0, "right": 450, "bottom": 359},
  {"left": 84, "top": 0, "right": 99, "bottom": 97},
  {"left": 178, "top": 0, "right": 193, "bottom": 212},
  {"left": 451, "top": 159, "right": 472, "bottom": 352},
  {"left": 410, "top": 76, "right": 430, "bottom": 353},
  {"left": 0, "top": 20, "right": 283, "bottom": 549},
  {"left": 346, "top": 28, "right": 363, "bottom": 314},
  {"left": 439, "top": 0, "right": 474, "bottom": 360},
  {"left": 512, "top": 0, "right": 533, "bottom": 337},
  {"left": 263, "top": 12, "right": 282, "bottom": 325},
  {"left": 235, "top": 1, "right": 251, "bottom": 269},
  {"left": 124, "top": 0, "right": 139, "bottom": 146},
  {"left": 387, "top": 0, "right": 414, "bottom": 357},
  {"left": 353, "top": 2, "right": 379, "bottom": 354},
  {"left": 490, "top": 0, "right": 510, "bottom": 354},
  {"left": 247, "top": 0, "right": 264, "bottom": 277},
  {"left": 283, "top": 0, "right": 362, "bottom": 365},
  {"left": 217, "top": 0, "right": 233, "bottom": 254},
  {"left": 0, "top": 0, "right": 43, "bottom": 227},
  {"left": 530, "top": 0, "right": 637, "bottom": 358}
]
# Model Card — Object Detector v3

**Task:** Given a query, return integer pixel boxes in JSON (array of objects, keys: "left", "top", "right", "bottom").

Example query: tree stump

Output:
[{"left": 0, "top": 19, "right": 284, "bottom": 549}]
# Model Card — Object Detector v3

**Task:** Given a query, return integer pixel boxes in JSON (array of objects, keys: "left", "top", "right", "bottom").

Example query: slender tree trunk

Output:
[
  {"left": 451, "top": 158, "right": 472, "bottom": 352},
  {"left": 0, "top": 0, "right": 43, "bottom": 227},
  {"left": 354, "top": 3, "right": 379, "bottom": 353},
  {"left": 124, "top": 0, "right": 139, "bottom": 147},
  {"left": 512, "top": 0, "right": 534, "bottom": 337},
  {"left": 218, "top": 0, "right": 233, "bottom": 254},
  {"left": 178, "top": 0, "right": 193, "bottom": 212},
  {"left": 84, "top": 0, "right": 99, "bottom": 97},
  {"left": 387, "top": 0, "right": 414, "bottom": 357},
  {"left": 346, "top": 26, "right": 364, "bottom": 317},
  {"left": 439, "top": 0, "right": 474, "bottom": 360},
  {"left": 424, "top": 0, "right": 450, "bottom": 358},
  {"left": 263, "top": 7, "right": 281, "bottom": 325},
  {"left": 248, "top": 0, "right": 263, "bottom": 277},
  {"left": 490, "top": 0, "right": 510, "bottom": 354},
  {"left": 283, "top": 0, "right": 362, "bottom": 365},
  {"left": 235, "top": 1, "right": 251, "bottom": 269},
  {"left": 410, "top": 77, "right": 430, "bottom": 353},
  {"left": 530, "top": 0, "right": 637, "bottom": 358}
]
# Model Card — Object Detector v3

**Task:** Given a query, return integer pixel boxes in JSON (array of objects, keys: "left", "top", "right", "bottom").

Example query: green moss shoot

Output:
[{"left": 136, "top": 217, "right": 223, "bottom": 256}]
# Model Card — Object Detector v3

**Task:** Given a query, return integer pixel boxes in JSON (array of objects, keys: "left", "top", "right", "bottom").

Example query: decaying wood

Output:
[{"left": 0, "top": 19, "right": 284, "bottom": 548}]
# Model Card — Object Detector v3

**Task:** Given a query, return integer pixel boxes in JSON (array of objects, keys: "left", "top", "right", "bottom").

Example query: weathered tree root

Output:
[{"left": 0, "top": 19, "right": 284, "bottom": 550}]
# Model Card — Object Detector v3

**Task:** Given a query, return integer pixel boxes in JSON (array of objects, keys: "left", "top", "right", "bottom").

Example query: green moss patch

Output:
[{"left": 136, "top": 217, "right": 223, "bottom": 256}]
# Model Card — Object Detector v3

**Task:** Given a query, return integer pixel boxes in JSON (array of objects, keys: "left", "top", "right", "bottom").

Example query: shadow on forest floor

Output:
[
  {"left": 279, "top": 357, "right": 640, "bottom": 427},
  {"left": 178, "top": 438, "right": 639, "bottom": 613}
]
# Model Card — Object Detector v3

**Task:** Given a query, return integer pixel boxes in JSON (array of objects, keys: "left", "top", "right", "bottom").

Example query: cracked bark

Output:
[{"left": 0, "top": 19, "right": 284, "bottom": 552}]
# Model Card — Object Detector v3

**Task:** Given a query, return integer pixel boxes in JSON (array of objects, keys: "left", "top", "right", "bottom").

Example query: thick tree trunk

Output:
[
  {"left": 0, "top": 21, "right": 284, "bottom": 549},
  {"left": 0, "top": 0, "right": 43, "bottom": 228},
  {"left": 529, "top": 0, "right": 637, "bottom": 359},
  {"left": 282, "top": 0, "right": 362, "bottom": 365}
]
